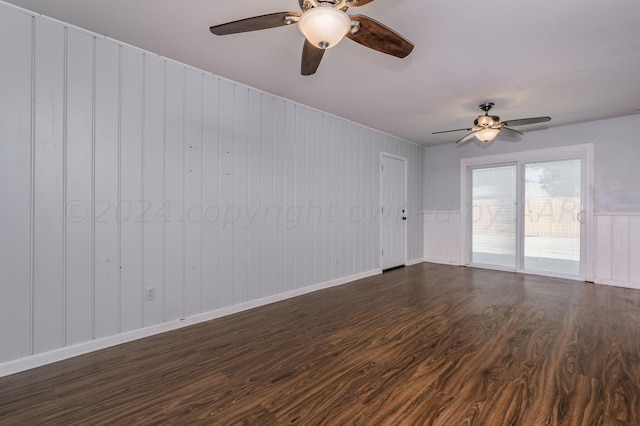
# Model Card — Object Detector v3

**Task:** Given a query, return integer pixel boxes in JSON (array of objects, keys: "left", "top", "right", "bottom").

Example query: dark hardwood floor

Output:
[{"left": 1, "top": 263, "right": 639, "bottom": 425}]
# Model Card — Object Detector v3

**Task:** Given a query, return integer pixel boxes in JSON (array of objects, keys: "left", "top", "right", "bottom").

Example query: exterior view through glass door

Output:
[
  {"left": 524, "top": 159, "right": 582, "bottom": 276},
  {"left": 469, "top": 157, "right": 584, "bottom": 279}
]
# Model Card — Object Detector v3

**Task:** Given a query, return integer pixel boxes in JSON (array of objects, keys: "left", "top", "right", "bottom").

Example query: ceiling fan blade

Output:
[
  {"left": 210, "top": 12, "right": 300, "bottom": 35},
  {"left": 346, "top": 0, "right": 376, "bottom": 6},
  {"left": 432, "top": 127, "right": 473, "bottom": 135},
  {"left": 500, "top": 127, "right": 524, "bottom": 138},
  {"left": 346, "top": 15, "right": 414, "bottom": 58},
  {"left": 456, "top": 132, "right": 478, "bottom": 145},
  {"left": 301, "top": 39, "right": 325, "bottom": 75},
  {"left": 502, "top": 116, "right": 551, "bottom": 127}
]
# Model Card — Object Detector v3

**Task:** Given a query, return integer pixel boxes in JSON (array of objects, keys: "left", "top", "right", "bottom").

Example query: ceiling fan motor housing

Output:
[
  {"left": 475, "top": 115, "right": 500, "bottom": 127},
  {"left": 300, "top": 0, "right": 350, "bottom": 12}
]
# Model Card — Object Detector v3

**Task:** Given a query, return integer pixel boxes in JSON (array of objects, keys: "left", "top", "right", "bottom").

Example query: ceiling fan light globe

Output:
[
  {"left": 475, "top": 128, "right": 500, "bottom": 142},
  {"left": 298, "top": 6, "right": 351, "bottom": 49}
]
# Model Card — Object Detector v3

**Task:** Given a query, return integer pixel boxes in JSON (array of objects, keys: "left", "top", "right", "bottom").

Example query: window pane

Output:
[
  {"left": 471, "top": 165, "right": 517, "bottom": 268},
  {"left": 524, "top": 159, "right": 581, "bottom": 276}
]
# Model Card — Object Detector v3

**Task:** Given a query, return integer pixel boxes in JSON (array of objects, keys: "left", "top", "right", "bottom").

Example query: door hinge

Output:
[
  {"left": 381, "top": 249, "right": 384, "bottom": 256},
  {"left": 381, "top": 164, "right": 384, "bottom": 172}
]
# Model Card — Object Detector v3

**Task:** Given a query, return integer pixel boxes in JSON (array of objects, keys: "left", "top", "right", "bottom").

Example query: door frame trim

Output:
[
  {"left": 380, "top": 152, "right": 408, "bottom": 270},
  {"left": 460, "top": 143, "right": 594, "bottom": 281}
]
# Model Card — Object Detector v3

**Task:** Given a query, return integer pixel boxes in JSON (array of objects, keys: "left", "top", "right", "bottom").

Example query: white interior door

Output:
[{"left": 380, "top": 154, "right": 407, "bottom": 270}]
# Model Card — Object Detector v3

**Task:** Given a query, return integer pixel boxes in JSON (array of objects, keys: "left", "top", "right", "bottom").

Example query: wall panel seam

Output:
[
  {"left": 271, "top": 97, "right": 276, "bottom": 294},
  {"left": 140, "top": 54, "right": 146, "bottom": 326},
  {"left": 610, "top": 215, "right": 614, "bottom": 282},
  {"left": 199, "top": 72, "right": 205, "bottom": 314},
  {"left": 627, "top": 216, "right": 631, "bottom": 283},
  {"left": 62, "top": 26, "right": 68, "bottom": 347},
  {"left": 90, "top": 35, "right": 96, "bottom": 341},
  {"left": 117, "top": 44, "right": 123, "bottom": 334},
  {"left": 162, "top": 59, "right": 167, "bottom": 322},
  {"left": 29, "top": 14, "right": 36, "bottom": 356},
  {"left": 258, "top": 93, "right": 264, "bottom": 297},
  {"left": 181, "top": 66, "right": 187, "bottom": 319},
  {"left": 215, "top": 77, "right": 221, "bottom": 310}
]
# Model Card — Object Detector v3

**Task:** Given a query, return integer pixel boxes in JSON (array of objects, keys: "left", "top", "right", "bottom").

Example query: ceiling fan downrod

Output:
[
  {"left": 475, "top": 103, "right": 499, "bottom": 128},
  {"left": 479, "top": 102, "right": 495, "bottom": 115}
]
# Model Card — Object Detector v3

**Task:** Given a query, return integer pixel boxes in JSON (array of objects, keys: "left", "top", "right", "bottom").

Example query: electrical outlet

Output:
[{"left": 145, "top": 287, "right": 156, "bottom": 301}]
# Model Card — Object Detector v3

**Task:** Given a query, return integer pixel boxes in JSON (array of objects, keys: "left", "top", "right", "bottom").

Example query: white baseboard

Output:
[
  {"left": 594, "top": 278, "right": 640, "bottom": 290},
  {"left": 405, "top": 258, "right": 425, "bottom": 266},
  {"left": 423, "top": 257, "right": 462, "bottom": 266},
  {"left": 0, "top": 269, "right": 382, "bottom": 378}
]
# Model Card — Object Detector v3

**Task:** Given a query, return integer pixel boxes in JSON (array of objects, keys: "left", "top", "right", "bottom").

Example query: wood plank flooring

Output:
[{"left": 1, "top": 263, "right": 639, "bottom": 425}]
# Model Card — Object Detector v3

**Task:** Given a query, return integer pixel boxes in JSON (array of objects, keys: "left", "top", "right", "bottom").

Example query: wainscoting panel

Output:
[
  {"left": 594, "top": 213, "right": 640, "bottom": 289},
  {"left": 423, "top": 211, "right": 462, "bottom": 266}
]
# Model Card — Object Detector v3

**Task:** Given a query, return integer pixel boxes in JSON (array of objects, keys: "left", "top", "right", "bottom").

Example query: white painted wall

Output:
[
  {"left": 422, "top": 114, "right": 640, "bottom": 287},
  {"left": 0, "top": 3, "right": 424, "bottom": 370}
]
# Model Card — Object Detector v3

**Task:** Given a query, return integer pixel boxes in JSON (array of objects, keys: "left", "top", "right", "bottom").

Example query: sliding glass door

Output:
[
  {"left": 467, "top": 155, "right": 585, "bottom": 279},
  {"left": 524, "top": 159, "right": 582, "bottom": 276},
  {"left": 470, "top": 165, "right": 517, "bottom": 268}
]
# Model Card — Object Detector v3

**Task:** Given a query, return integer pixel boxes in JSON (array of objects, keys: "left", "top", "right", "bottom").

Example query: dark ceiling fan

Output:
[
  {"left": 210, "top": 0, "right": 414, "bottom": 75},
  {"left": 433, "top": 103, "right": 552, "bottom": 145}
]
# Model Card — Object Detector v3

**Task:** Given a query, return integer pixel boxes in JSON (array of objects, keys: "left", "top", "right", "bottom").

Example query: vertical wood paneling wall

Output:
[
  {"left": 595, "top": 213, "right": 640, "bottom": 290},
  {"left": 0, "top": 4, "right": 424, "bottom": 366}
]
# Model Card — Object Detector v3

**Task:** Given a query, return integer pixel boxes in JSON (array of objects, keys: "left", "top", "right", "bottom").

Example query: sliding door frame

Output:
[{"left": 460, "top": 143, "right": 595, "bottom": 281}]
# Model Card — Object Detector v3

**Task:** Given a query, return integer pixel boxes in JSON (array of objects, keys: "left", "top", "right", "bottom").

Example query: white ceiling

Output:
[{"left": 6, "top": 0, "right": 640, "bottom": 146}]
